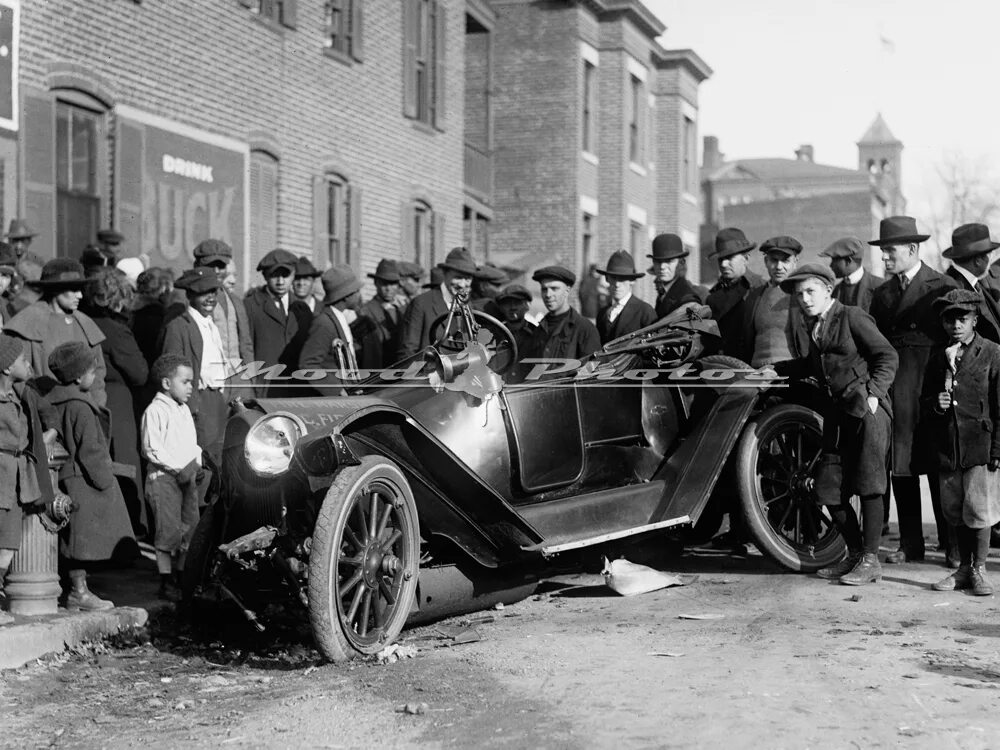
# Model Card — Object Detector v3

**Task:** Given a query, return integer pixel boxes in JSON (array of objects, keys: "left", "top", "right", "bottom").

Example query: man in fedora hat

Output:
[
  {"left": 942, "top": 223, "right": 1000, "bottom": 344},
  {"left": 4, "top": 259, "right": 107, "bottom": 408},
  {"left": 821, "top": 237, "right": 878, "bottom": 313},
  {"left": 596, "top": 250, "right": 656, "bottom": 344},
  {"left": 244, "top": 249, "right": 313, "bottom": 396},
  {"left": 648, "top": 234, "right": 701, "bottom": 319},
  {"left": 397, "top": 247, "right": 478, "bottom": 359},
  {"left": 520, "top": 266, "right": 600, "bottom": 372},
  {"left": 742, "top": 236, "right": 803, "bottom": 367},
  {"left": 299, "top": 265, "right": 365, "bottom": 393},
  {"left": 160, "top": 267, "right": 231, "bottom": 465},
  {"left": 292, "top": 256, "right": 323, "bottom": 313},
  {"left": 706, "top": 227, "right": 765, "bottom": 358},
  {"left": 869, "top": 215, "right": 958, "bottom": 565},
  {"left": 776, "top": 263, "right": 898, "bottom": 585},
  {"left": 6, "top": 219, "right": 37, "bottom": 260},
  {"left": 357, "top": 259, "right": 404, "bottom": 368},
  {"left": 192, "top": 239, "right": 254, "bottom": 373}
]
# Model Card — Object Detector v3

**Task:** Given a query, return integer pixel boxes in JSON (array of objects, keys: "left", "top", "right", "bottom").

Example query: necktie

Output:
[
  {"left": 811, "top": 315, "right": 823, "bottom": 345},
  {"left": 899, "top": 274, "right": 909, "bottom": 291}
]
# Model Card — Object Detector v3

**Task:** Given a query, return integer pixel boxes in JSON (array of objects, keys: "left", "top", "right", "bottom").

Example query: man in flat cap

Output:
[
  {"left": 742, "top": 236, "right": 802, "bottom": 367},
  {"left": 868, "top": 215, "right": 958, "bottom": 565},
  {"left": 292, "top": 256, "right": 323, "bottom": 313},
  {"left": 495, "top": 284, "right": 537, "bottom": 357},
  {"left": 357, "top": 259, "right": 404, "bottom": 369},
  {"left": 777, "top": 263, "right": 898, "bottom": 585},
  {"left": 471, "top": 263, "right": 508, "bottom": 319},
  {"left": 299, "top": 265, "right": 365, "bottom": 393},
  {"left": 595, "top": 251, "right": 656, "bottom": 344},
  {"left": 648, "top": 234, "right": 701, "bottom": 319},
  {"left": 521, "top": 265, "right": 600, "bottom": 373},
  {"left": 160, "top": 267, "right": 231, "bottom": 465},
  {"left": 96, "top": 228, "right": 125, "bottom": 262},
  {"left": 941, "top": 223, "right": 1000, "bottom": 344},
  {"left": 923, "top": 289, "right": 1000, "bottom": 596},
  {"left": 397, "top": 262, "right": 425, "bottom": 304},
  {"left": 398, "top": 248, "right": 478, "bottom": 359},
  {"left": 192, "top": 239, "right": 254, "bottom": 378},
  {"left": 706, "top": 227, "right": 765, "bottom": 359},
  {"left": 244, "top": 249, "right": 313, "bottom": 396},
  {"left": 822, "top": 237, "right": 878, "bottom": 313}
]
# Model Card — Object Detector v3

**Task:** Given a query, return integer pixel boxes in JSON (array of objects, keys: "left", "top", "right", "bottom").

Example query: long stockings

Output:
[
  {"left": 955, "top": 524, "right": 991, "bottom": 566},
  {"left": 829, "top": 494, "right": 884, "bottom": 554}
]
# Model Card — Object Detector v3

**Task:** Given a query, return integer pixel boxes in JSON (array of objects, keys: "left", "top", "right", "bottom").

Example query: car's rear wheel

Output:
[
  {"left": 308, "top": 456, "right": 420, "bottom": 662},
  {"left": 736, "top": 403, "right": 848, "bottom": 572}
]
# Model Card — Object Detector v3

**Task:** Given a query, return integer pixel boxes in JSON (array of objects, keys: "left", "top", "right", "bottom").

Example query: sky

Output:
[{"left": 647, "top": 0, "right": 1000, "bottom": 238}]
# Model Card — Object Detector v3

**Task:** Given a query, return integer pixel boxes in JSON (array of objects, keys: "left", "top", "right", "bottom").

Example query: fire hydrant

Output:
[{"left": 5, "top": 441, "right": 71, "bottom": 615}]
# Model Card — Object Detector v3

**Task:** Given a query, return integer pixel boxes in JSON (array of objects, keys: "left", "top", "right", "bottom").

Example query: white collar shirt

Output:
[
  {"left": 190, "top": 306, "right": 229, "bottom": 390},
  {"left": 608, "top": 294, "right": 631, "bottom": 323},
  {"left": 952, "top": 263, "right": 982, "bottom": 290},
  {"left": 140, "top": 391, "right": 201, "bottom": 473},
  {"left": 845, "top": 266, "right": 865, "bottom": 285}
]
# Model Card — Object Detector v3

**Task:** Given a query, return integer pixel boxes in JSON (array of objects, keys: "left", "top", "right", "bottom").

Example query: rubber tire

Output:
[
  {"left": 308, "top": 456, "right": 420, "bottom": 662},
  {"left": 735, "top": 403, "right": 847, "bottom": 572}
]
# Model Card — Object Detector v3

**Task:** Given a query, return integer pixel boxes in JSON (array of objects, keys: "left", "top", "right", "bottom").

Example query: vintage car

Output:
[{"left": 184, "top": 300, "right": 840, "bottom": 662}]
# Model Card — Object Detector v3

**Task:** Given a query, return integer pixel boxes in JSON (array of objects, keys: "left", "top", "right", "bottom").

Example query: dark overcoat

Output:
[
  {"left": 597, "top": 295, "right": 657, "bottom": 344},
  {"left": 654, "top": 277, "right": 701, "bottom": 319},
  {"left": 833, "top": 269, "right": 878, "bottom": 313},
  {"left": 298, "top": 306, "right": 355, "bottom": 395},
  {"left": 14, "top": 383, "right": 55, "bottom": 508},
  {"left": 358, "top": 298, "right": 402, "bottom": 369},
  {"left": 920, "top": 334, "right": 1000, "bottom": 471},
  {"left": 869, "top": 263, "right": 957, "bottom": 475},
  {"left": 397, "top": 288, "right": 449, "bottom": 359},
  {"left": 244, "top": 288, "right": 312, "bottom": 390},
  {"left": 706, "top": 271, "right": 765, "bottom": 360},
  {"left": 48, "top": 384, "right": 135, "bottom": 562},
  {"left": 945, "top": 266, "right": 1000, "bottom": 344},
  {"left": 522, "top": 308, "right": 601, "bottom": 363}
]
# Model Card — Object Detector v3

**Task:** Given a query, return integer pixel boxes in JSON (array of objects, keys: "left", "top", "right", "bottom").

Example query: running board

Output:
[{"left": 522, "top": 515, "right": 691, "bottom": 557}]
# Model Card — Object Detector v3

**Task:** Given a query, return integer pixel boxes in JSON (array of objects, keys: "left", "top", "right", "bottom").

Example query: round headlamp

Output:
[{"left": 244, "top": 412, "right": 308, "bottom": 477}]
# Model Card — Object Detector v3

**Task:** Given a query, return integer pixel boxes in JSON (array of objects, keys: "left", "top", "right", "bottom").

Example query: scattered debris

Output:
[
  {"left": 375, "top": 644, "right": 419, "bottom": 665},
  {"left": 848, "top": 594, "right": 862, "bottom": 602},
  {"left": 603, "top": 557, "right": 693, "bottom": 596},
  {"left": 649, "top": 651, "right": 685, "bottom": 657},
  {"left": 396, "top": 702, "right": 429, "bottom": 715},
  {"left": 677, "top": 613, "right": 724, "bottom": 621},
  {"left": 933, "top": 602, "right": 951, "bottom": 607},
  {"left": 494, "top": 602, "right": 505, "bottom": 611},
  {"left": 433, "top": 625, "right": 482, "bottom": 647}
]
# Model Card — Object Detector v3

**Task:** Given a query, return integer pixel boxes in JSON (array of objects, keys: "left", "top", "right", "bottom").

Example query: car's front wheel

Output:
[
  {"left": 308, "top": 456, "right": 420, "bottom": 662},
  {"left": 736, "top": 403, "right": 849, "bottom": 572}
]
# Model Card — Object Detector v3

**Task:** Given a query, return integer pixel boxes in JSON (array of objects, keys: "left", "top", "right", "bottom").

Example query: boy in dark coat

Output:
[
  {"left": 777, "top": 263, "right": 898, "bottom": 586},
  {"left": 47, "top": 341, "right": 136, "bottom": 611},
  {"left": 923, "top": 290, "right": 1000, "bottom": 596}
]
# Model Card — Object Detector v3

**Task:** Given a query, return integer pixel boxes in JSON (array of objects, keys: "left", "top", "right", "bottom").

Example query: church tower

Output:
[{"left": 857, "top": 114, "right": 904, "bottom": 214}]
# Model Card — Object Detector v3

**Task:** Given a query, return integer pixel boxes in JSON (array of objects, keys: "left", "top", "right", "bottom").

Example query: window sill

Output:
[
  {"left": 323, "top": 47, "right": 354, "bottom": 66},
  {"left": 410, "top": 119, "right": 439, "bottom": 137},
  {"left": 581, "top": 151, "right": 599, "bottom": 166},
  {"left": 249, "top": 12, "right": 286, "bottom": 35},
  {"left": 629, "top": 162, "right": 647, "bottom": 177}
]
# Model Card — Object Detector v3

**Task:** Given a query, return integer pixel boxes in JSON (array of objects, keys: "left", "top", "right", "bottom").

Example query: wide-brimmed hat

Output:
[
  {"left": 711, "top": 227, "right": 756, "bottom": 259},
  {"left": 760, "top": 236, "right": 803, "bottom": 257},
  {"left": 597, "top": 250, "right": 644, "bottom": 280},
  {"left": 175, "top": 267, "right": 222, "bottom": 295},
  {"left": 6, "top": 219, "right": 36, "bottom": 240},
  {"left": 649, "top": 233, "right": 689, "bottom": 262},
  {"left": 0, "top": 242, "right": 17, "bottom": 276},
  {"left": 193, "top": 239, "right": 233, "bottom": 267},
  {"left": 933, "top": 288, "right": 983, "bottom": 317},
  {"left": 820, "top": 237, "right": 865, "bottom": 259},
  {"left": 48, "top": 341, "right": 97, "bottom": 385},
  {"left": 322, "top": 265, "right": 362, "bottom": 305},
  {"left": 423, "top": 267, "right": 444, "bottom": 289},
  {"left": 779, "top": 262, "right": 836, "bottom": 293},
  {"left": 257, "top": 249, "right": 298, "bottom": 275},
  {"left": 294, "top": 256, "right": 321, "bottom": 278},
  {"left": 31, "top": 259, "right": 93, "bottom": 289},
  {"left": 80, "top": 246, "right": 114, "bottom": 269},
  {"left": 868, "top": 216, "right": 929, "bottom": 246},
  {"left": 438, "top": 247, "right": 478, "bottom": 276},
  {"left": 398, "top": 261, "right": 425, "bottom": 280},
  {"left": 496, "top": 283, "right": 532, "bottom": 303},
  {"left": 942, "top": 223, "right": 1000, "bottom": 260},
  {"left": 531, "top": 265, "right": 576, "bottom": 286},
  {"left": 368, "top": 259, "right": 401, "bottom": 282}
]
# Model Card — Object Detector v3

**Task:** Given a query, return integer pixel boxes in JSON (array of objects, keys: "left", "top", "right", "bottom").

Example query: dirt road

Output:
[{"left": 4, "top": 544, "right": 1000, "bottom": 749}]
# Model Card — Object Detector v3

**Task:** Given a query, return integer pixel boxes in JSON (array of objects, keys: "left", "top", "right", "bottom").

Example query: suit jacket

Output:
[
  {"left": 298, "top": 306, "right": 355, "bottom": 395},
  {"left": 654, "top": 277, "right": 701, "bottom": 319},
  {"left": 833, "top": 269, "right": 877, "bottom": 313},
  {"left": 869, "top": 263, "right": 957, "bottom": 473},
  {"left": 597, "top": 295, "right": 657, "bottom": 344},
  {"left": 215, "top": 289, "right": 255, "bottom": 365},
  {"left": 945, "top": 266, "right": 1000, "bottom": 344},
  {"left": 244, "top": 288, "right": 313, "bottom": 384},
  {"left": 358, "top": 297, "right": 403, "bottom": 369},
  {"left": 397, "top": 287, "right": 449, "bottom": 359},
  {"left": 921, "top": 334, "right": 1000, "bottom": 471},
  {"left": 160, "top": 310, "right": 206, "bottom": 414},
  {"left": 981, "top": 260, "right": 1000, "bottom": 299},
  {"left": 780, "top": 300, "right": 898, "bottom": 419},
  {"left": 706, "top": 271, "right": 765, "bottom": 359}
]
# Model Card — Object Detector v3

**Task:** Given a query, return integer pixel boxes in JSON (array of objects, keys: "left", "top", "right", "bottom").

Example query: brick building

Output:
[
  {"left": 699, "top": 114, "right": 905, "bottom": 281},
  {"left": 2, "top": 0, "right": 708, "bottom": 301}
]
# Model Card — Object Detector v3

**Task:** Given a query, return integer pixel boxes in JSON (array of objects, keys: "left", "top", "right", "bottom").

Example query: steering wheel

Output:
[{"left": 428, "top": 309, "right": 519, "bottom": 376}]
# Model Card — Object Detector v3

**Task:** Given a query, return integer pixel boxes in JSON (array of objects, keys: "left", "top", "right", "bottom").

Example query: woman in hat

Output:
[
  {"left": 648, "top": 234, "right": 701, "bottom": 319},
  {"left": 596, "top": 250, "right": 656, "bottom": 344},
  {"left": 4, "top": 259, "right": 107, "bottom": 408}
]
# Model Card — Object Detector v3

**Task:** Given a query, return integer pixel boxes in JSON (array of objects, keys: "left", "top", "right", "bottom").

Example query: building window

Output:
[
  {"left": 413, "top": 200, "right": 435, "bottom": 267},
  {"left": 583, "top": 60, "right": 596, "bottom": 155},
  {"left": 582, "top": 213, "right": 594, "bottom": 272},
  {"left": 463, "top": 205, "right": 490, "bottom": 259},
  {"left": 249, "top": 151, "right": 278, "bottom": 270},
  {"left": 314, "top": 172, "right": 361, "bottom": 269},
  {"left": 629, "top": 221, "right": 644, "bottom": 259},
  {"left": 324, "top": 0, "right": 363, "bottom": 61},
  {"left": 56, "top": 102, "right": 101, "bottom": 258},
  {"left": 628, "top": 75, "right": 643, "bottom": 164},
  {"left": 403, "top": 0, "right": 445, "bottom": 127},
  {"left": 247, "top": 0, "right": 298, "bottom": 29},
  {"left": 683, "top": 116, "right": 696, "bottom": 192}
]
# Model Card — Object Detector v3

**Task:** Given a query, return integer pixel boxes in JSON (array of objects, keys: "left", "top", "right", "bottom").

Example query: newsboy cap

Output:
[
  {"left": 256, "top": 249, "right": 298, "bottom": 275},
  {"left": 48, "top": 341, "right": 97, "bottom": 385},
  {"left": 778, "top": 262, "right": 836, "bottom": 293},
  {"left": 496, "top": 283, "right": 532, "bottom": 303},
  {"left": 175, "top": 267, "right": 222, "bottom": 295},
  {"left": 933, "top": 288, "right": 983, "bottom": 317},
  {"left": 760, "top": 236, "right": 803, "bottom": 256},
  {"left": 193, "top": 239, "right": 234, "bottom": 262},
  {"left": 97, "top": 228, "right": 125, "bottom": 245},
  {"left": 532, "top": 265, "right": 576, "bottom": 286},
  {"left": 820, "top": 237, "right": 866, "bottom": 259},
  {"left": 711, "top": 227, "right": 756, "bottom": 259}
]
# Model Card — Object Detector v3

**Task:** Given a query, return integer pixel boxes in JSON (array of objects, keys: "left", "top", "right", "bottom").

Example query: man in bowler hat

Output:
[
  {"left": 358, "top": 259, "right": 404, "bottom": 369},
  {"left": 868, "top": 215, "right": 958, "bottom": 564},
  {"left": 941, "top": 223, "right": 1000, "bottom": 344},
  {"left": 742, "top": 236, "right": 802, "bottom": 367},
  {"left": 596, "top": 250, "right": 656, "bottom": 344},
  {"left": 397, "top": 248, "right": 478, "bottom": 359},
  {"left": 299, "top": 265, "right": 365, "bottom": 393},
  {"left": 706, "top": 227, "right": 765, "bottom": 358},
  {"left": 648, "top": 234, "right": 701, "bottom": 318},
  {"left": 821, "top": 237, "right": 878, "bottom": 313},
  {"left": 521, "top": 266, "right": 600, "bottom": 370}
]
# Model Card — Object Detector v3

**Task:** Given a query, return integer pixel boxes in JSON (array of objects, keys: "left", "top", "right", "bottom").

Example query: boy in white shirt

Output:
[{"left": 141, "top": 353, "right": 202, "bottom": 601}]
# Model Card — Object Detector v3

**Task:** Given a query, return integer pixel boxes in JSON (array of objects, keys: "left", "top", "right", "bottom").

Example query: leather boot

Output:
[
  {"left": 970, "top": 565, "right": 994, "bottom": 597},
  {"left": 816, "top": 550, "right": 862, "bottom": 580},
  {"left": 65, "top": 570, "right": 114, "bottom": 611},
  {"left": 932, "top": 564, "right": 972, "bottom": 591},
  {"left": 840, "top": 552, "right": 882, "bottom": 586}
]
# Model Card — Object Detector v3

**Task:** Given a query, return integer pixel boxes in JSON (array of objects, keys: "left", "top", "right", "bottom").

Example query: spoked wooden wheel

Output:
[
  {"left": 736, "top": 404, "right": 851, "bottom": 572},
  {"left": 308, "top": 456, "right": 420, "bottom": 661}
]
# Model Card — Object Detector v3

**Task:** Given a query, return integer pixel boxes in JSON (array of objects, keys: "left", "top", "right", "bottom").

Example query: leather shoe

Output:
[
  {"left": 816, "top": 550, "right": 861, "bottom": 580},
  {"left": 884, "top": 548, "right": 925, "bottom": 564},
  {"left": 65, "top": 589, "right": 115, "bottom": 612},
  {"left": 932, "top": 565, "right": 972, "bottom": 591},
  {"left": 840, "top": 552, "right": 882, "bottom": 585},
  {"left": 970, "top": 565, "right": 994, "bottom": 596}
]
